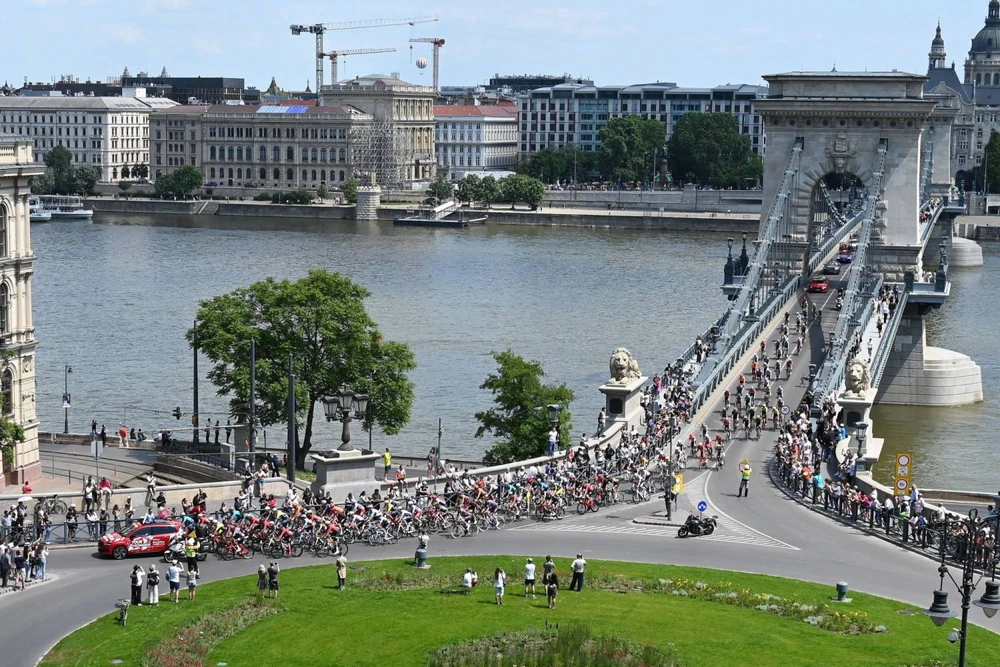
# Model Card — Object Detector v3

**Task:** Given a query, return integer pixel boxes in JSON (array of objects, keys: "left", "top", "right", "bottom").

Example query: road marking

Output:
[
  {"left": 693, "top": 471, "right": 800, "bottom": 551},
  {"left": 511, "top": 521, "right": 796, "bottom": 549}
]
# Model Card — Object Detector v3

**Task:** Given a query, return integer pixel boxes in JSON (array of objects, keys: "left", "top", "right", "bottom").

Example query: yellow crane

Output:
[
  {"left": 290, "top": 16, "right": 438, "bottom": 101},
  {"left": 323, "top": 48, "right": 397, "bottom": 85},
  {"left": 409, "top": 37, "right": 445, "bottom": 92}
]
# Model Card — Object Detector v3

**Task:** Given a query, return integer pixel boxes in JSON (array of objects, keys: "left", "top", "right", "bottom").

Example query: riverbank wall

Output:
[{"left": 85, "top": 198, "right": 760, "bottom": 233}]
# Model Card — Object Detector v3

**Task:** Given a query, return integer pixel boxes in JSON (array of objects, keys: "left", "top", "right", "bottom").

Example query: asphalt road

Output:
[{"left": 6, "top": 265, "right": 998, "bottom": 666}]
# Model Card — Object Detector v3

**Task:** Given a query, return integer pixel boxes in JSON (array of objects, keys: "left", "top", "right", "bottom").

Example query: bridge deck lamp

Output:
[
  {"left": 974, "top": 580, "right": 1000, "bottom": 619},
  {"left": 322, "top": 385, "right": 369, "bottom": 451},
  {"left": 547, "top": 404, "right": 561, "bottom": 426},
  {"left": 924, "top": 588, "right": 956, "bottom": 627},
  {"left": 854, "top": 421, "right": 868, "bottom": 458}
]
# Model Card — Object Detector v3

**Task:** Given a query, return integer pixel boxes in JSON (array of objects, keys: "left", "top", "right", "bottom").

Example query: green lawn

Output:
[{"left": 41, "top": 556, "right": 996, "bottom": 667}]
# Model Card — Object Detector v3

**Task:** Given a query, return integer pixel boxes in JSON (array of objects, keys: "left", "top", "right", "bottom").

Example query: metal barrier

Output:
[{"left": 869, "top": 289, "right": 910, "bottom": 390}]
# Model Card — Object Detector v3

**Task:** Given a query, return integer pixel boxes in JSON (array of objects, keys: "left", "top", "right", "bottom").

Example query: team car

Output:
[
  {"left": 98, "top": 519, "right": 185, "bottom": 560},
  {"left": 808, "top": 277, "right": 830, "bottom": 293}
]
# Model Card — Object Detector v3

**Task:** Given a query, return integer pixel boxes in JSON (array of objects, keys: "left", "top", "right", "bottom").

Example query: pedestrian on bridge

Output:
[{"left": 738, "top": 461, "right": 752, "bottom": 498}]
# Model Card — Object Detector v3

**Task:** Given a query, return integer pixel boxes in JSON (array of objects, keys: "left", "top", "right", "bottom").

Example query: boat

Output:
[
  {"left": 28, "top": 197, "right": 52, "bottom": 222},
  {"left": 34, "top": 195, "right": 93, "bottom": 220},
  {"left": 393, "top": 200, "right": 487, "bottom": 228}
]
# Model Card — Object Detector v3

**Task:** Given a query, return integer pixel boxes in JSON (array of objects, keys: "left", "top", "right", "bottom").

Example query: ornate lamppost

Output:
[{"left": 321, "top": 385, "right": 369, "bottom": 451}]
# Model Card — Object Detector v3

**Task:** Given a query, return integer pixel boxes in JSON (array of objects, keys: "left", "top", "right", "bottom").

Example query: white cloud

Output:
[{"left": 108, "top": 23, "right": 143, "bottom": 44}]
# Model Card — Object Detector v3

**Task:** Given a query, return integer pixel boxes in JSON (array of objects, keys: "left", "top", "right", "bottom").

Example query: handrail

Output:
[{"left": 870, "top": 289, "right": 909, "bottom": 390}]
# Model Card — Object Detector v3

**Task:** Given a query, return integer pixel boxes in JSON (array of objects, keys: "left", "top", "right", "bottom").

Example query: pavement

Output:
[{"left": 5, "top": 267, "right": 999, "bottom": 667}]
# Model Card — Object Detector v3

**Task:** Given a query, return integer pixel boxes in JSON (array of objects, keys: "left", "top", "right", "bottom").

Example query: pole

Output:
[
  {"left": 249, "top": 338, "right": 256, "bottom": 464},
  {"left": 437, "top": 417, "right": 443, "bottom": 473},
  {"left": 63, "top": 365, "right": 69, "bottom": 435},
  {"left": 287, "top": 353, "right": 296, "bottom": 484},
  {"left": 667, "top": 436, "right": 674, "bottom": 522},
  {"left": 192, "top": 322, "right": 199, "bottom": 446}
]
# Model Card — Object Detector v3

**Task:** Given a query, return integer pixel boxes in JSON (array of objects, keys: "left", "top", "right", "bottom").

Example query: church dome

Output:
[{"left": 972, "top": 0, "right": 1000, "bottom": 52}]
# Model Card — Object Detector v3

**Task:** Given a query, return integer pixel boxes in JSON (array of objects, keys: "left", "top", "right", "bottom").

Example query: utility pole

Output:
[
  {"left": 287, "top": 353, "right": 296, "bottom": 484},
  {"left": 63, "top": 365, "right": 72, "bottom": 434},
  {"left": 192, "top": 321, "right": 199, "bottom": 446},
  {"left": 249, "top": 338, "right": 257, "bottom": 465}
]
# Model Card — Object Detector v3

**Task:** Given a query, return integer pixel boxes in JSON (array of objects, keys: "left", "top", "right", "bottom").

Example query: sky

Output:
[{"left": 0, "top": 0, "right": 989, "bottom": 91}]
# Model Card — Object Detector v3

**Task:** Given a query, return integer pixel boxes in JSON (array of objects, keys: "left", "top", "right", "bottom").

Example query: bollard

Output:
[
  {"left": 413, "top": 532, "right": 430, "bottom": 569},
  {"left": 833, "top": 581, "right": 851, "bottom": 603}
]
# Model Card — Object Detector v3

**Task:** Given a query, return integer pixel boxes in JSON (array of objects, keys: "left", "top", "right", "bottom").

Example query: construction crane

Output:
[
  {"left": 409, "top": 38, "right": 445, "bottom": 92},
  {"left": 290, "top": 16, "right": 438, "bottom": 102},
  {"left": 324, "top": 48, "right": 396, "bottom": 85}
]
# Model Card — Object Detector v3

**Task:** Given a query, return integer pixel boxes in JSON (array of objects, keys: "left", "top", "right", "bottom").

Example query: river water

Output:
[{"left": 30, "top": 214, "right": 997, "bottom": 489}]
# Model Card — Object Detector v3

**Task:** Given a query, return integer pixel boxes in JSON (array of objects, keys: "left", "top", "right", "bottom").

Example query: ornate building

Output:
[{"left": 0, "top": 135, "right": 40, "bottom": 491}]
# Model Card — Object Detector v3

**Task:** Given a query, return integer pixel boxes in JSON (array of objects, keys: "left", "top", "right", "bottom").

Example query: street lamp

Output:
[
  {"left": 62, "top": 365, "right": 72, "bottom": 434},
  {"left": 663, "top": 415, "right": 678, "bottom": 521},
  {"left": 854, "top": 421, "right": 868, "bottom": 459},
  {"left": 322, "top": 384, "right": 370, "bottom": 451},
  {"left": 547, "top": 404, "right": 561, "bottom": 455},
  {"left": 922, "top": 508, "right": 1000, "bottom": 667}
]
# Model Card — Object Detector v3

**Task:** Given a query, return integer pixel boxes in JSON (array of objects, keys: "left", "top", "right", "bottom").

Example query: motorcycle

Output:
[
  {"left": 677, "top": 514, "right": 718, "bottom": 538},
  {"left": 162, "top": 534, "right": 208, "bottom": 563},
  {"left": 835, "top": 298, "right": 843, "bottom": 311}
]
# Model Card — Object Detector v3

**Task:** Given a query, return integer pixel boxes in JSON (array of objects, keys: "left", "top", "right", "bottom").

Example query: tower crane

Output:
[
  {"left": 323, "top": 48, "right": 396, "bottom": 85},
  {"left": 409, "top": 38, "right": 445, "bottom": 92},
  {"left": 290, "top": 16, "right": 438, "bottom": 103}
]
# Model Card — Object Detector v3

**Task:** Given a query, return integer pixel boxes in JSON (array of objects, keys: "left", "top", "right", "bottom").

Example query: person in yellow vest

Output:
[
  {"left": 737, "top": 462, "right": 752, "bottom": 498},
  {"left": 382, "top": 448, "right": 392, "bottom": 481},
  {"left": 185, "top": 537, "right": 200, "bottom": 575}
]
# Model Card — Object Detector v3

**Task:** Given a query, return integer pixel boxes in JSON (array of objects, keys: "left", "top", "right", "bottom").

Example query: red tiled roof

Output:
[{"left": 433, "top": 105, "right": 517, "bottom": 118}]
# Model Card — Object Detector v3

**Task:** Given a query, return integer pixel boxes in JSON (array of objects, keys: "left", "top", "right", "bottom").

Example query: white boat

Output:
[
  {"left": 28, "top": 197, "right": 52, "bottom": 222},
  {"left": 35, "top": 195, "right": 93, "bottom": 220}
]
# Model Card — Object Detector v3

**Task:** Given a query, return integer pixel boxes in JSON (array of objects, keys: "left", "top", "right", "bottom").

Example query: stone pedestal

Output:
[
  {"left": 315, "top": 449, "right": 380, "bottom": 495},
  {"left": 355, "top": 186, "right": 381, "bottom": 221},
  {"left": 837, "top": 388, "right": 878, "bottom": 473},
  {"left": 950, "top": 237, "right": 984, "bottom": 267},
  {"left": 598, "top": 376, "right": 647, "bottom": 430}
]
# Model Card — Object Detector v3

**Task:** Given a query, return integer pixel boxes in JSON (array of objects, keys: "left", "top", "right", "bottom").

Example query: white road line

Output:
[{"left": 693, "top": 471, "right": 800, "bottom": 551}]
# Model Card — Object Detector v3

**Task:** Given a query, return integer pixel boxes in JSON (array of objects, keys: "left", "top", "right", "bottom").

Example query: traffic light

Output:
[{"left": 171, "top": 407, "right": 182, "bottom": 420}]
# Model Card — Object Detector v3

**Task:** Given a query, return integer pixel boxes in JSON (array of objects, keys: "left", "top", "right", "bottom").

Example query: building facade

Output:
[
  {"left": 0, "top": 96, "right": 177, "bottom": 182},
  {"left": 152, "top": 104, "right": 371, "bottom": 189},
  {"left": 320, "top": 75, "right": 436, "bottom": 184},
  {"left": 518, "top": 81, "right": 767, "bottom": 160},
  {"left": 0, "top": 136, "right": 40, "bottom": 490},
  {"left": 923, "top": 2, "right": 1000, "bottom": 188},
  {"left": 433, "top": 105, "right": 518, "bottom": 180}
]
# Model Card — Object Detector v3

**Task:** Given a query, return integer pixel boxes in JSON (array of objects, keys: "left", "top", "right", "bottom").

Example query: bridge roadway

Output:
[{"left": 4, "top": 274, "right": 999, "bottom": 666}]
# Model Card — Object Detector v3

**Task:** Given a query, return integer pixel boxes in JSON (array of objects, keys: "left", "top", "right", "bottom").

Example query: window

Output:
[
  {"left": 286, "top": 147, "right": 294, "bottom": 161},
  {"left": 209, "top": 146, "right": 216, "bottom": 160},
  {"left": 320, "top": 148, "right": 327, "bottom": 162},
  {"left": 1, "top": 369, "right": 11, "bottom": 417},
  {"left": 0, "top": 283, "right": 8, "bottom": 334},
  {"left": 311, "top": 169, "right": 317, "bottom": 181},
  {"left": 0, "top": 209, "right": 5, "bottom": 259},
  {"left": 259, "top": 146, "right": 267, "bottom": 162},
  {"left": 339, "top": 170, "right": 345, "bottom": 181},
  {"left": 210, "top": 167, "right": 216, "bottom": 178},
  {"left": 302, "top": 169, "right": 308, "bottom": 181},
  {"left": 321, "top": 169, "right": 326, "bottom": 181},
  {"left": 237, "top": 168, "right": 243, "bottom": 179},
  {"left": 338, "top": 148, "right": 345, "bottom": 162},
  {"left": 286, "top": 168, "right": 293, "bottom": 181}
]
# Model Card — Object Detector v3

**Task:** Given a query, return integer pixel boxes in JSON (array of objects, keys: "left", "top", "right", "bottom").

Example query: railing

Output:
[
  {"left": 869, "top": 289, "right": 910, "bottom": 390},
  {"left": 772, "top": 459, "right": 1000, "bottom": 574},
  {"left": 918, "top": 199, "right": 945, "bottom": 247}
]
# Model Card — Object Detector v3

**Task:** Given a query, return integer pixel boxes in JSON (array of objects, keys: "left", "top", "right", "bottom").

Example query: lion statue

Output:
[
  {"left": 844, "top": 359, "right": 871, "bottom": 397},
  {"left": 609, "top": 347, "right": 641, "bottom": 385}
]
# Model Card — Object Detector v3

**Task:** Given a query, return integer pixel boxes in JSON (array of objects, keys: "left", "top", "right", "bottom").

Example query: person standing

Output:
[
  {"left": 186, "top": 568, "right": 198, "bottom": 600},
  {"left": 597, "top": 408, "right": 606, "bottom": 434},
  {"left": 99, "top": 477, "right": 113, "bottom": 510},
  {"left": 569, "top": 554, "right": 586, "bottom": 592},
  {"left": 212, "top": 420, "right": 220, "bottom": 445},
  {"left": 225, "top": 419, "right": 232, "bottom": 444},
  {"left": 91, "top": 420, "right": 98, "bottom": 439},
  {"left": 257, "top": 564, "right": 268, "bottom": 599},
  {"left": 32, "top": 541, "right": 48, "bottom": 580},
  {"left": 130, "top": 565, "right": 144, "bottom": 606},
  {"left": 524, "top": 558, "right": 537, "bottom": 599},
  {"left": 99, "top": 424, "right": 107, "bottom": 449},
  {"left": 185, "top": 537, "right": 200, "bottom": 575},
  {"left": 542, "top": 555, "right": 555, "bottom": 586},
  {"left": 83, "top": 477, "right": 96, "bottom": 513},
  {"left": 0, "top": 547, "right": 10, "bottom": 588},
  {"left": 737, "top": 462, "right": 752, "bottom": 498},
  {"left": 548, "top": 427, "right": 558, "bottom": 457},
  {"left": 267, "top": 561, "right": 280, "bottom": 599},
  {"left": 118, "top": 424, "right": 129, "bottom": 448},
  {"left": 145, "top": 474, "right": 157, "bottom": 506},
  {"left": 493, "top": 567, "right": 507, "bottom": 605},
  {"left": 382, "top": 448, "right": 392, "bottom": 481},
  {"left": 547, "top": 571, "right": 559, "bottom": 609},
  {"left": 166, "top": 560, "right": 182, "bottom": 603},
  {"left": 146, "top": 565, "right": 160, "bottom": 605},
  {"left": 98, "top": 508, "right": 109, "bottom": 536},
  {"left": 204, "top": 422, "right": 210, "bottom": 444},
  {"left": 336, "top": 553, "right": 347, "bottom": 590}
]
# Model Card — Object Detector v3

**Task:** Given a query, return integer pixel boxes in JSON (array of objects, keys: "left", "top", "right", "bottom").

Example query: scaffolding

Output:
[{"left": 350, "top": 120, "right": 413, "bottom": 189}]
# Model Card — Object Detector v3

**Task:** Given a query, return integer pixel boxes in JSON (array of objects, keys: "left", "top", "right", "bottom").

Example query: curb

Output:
[
  {"left": 631, "top": 518, "right": 685, "bottom": 528},
  {"left": 46, "top": 542, "right": 95, "bottom": 552},
  {"left": 0, "top": 573, "right": 56, "bottom": 597}
]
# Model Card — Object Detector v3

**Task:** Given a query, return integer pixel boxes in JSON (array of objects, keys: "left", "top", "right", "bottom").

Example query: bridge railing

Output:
[
  {"left": 869, "top": 289, "right": 909, "bottom": 391},
  {"left": 918, "top": 199, "right": 945, "bottom": 247}
]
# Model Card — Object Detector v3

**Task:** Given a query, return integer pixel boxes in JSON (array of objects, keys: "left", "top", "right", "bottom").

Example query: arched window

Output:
[
  {"left": 273, "top": 167, "right": 280, "bottom": 180},
  {"left": 0, "top": 282, "right": 9, "bottom": 334},
  {"left": 311, "top": 148, "right": 317, "bottom": 161},
  {"left": 302, "top": 169, "right": 308, "bottom": 181},
  {"left": 338, "top": 148, "right": 346, "bottom": 162},
  {"left": 259, "top": 167, "right": 266, "bottom": 180},
  {"left": 301, "top": 148, "right": 309, "bottom": 161},
  {"left": 237, "top": 168, "right": 243, "bottom": 179},
  {"left": 210, "top": 167, "right": 216, "bottom": 178},
  {"left": 0, "top": 206, "right": 7, "bottom": 258},
  {"left": 226, "top": 147, "right": 234, "bottom": 161},
  {"left": 236, "top": 147, "right": 243, "bottom": 161},
  {"left": 978, "top": 73, "right": 983, "bottom": 85},
  {"left": 995, "top": 73, "right": 1000, "bottom": 86},
  {"left": 1, "top": 369, "right": 11, "bottom": 417},
  {"left": 228, "top": 168, "right": 234, "bottom": 178},
  {"left": 259, "top": 146, "right": 267, "bottom": 162},
  {"left": 286, "top": 168, "right": 293, "bottom": 181},
  {"left": 272, "top": 146, "right": 280, "bottom": 162},
  {"left": 286, "top": 147, "right": 294, "bottom": 161},
  {"left": 321, "top": 170, "right": 326, "bottom": 182},
  {"left": 246, "top": 146, "right": 252, "bottom": 162},
  {"left": 339, "top": 170, "right": 345, "bottom": 181},
  {"left": 112, "top": 167, "right": 118, "bottom": 179},
  {"left": 210, "top": 146, "right": 217, "bottom": 160},
  {"left": 320, "top": 148, "right": 327, "bottom": 162},
  {"left": 311, "top": 169, "right": 317, "bottom": 181}
]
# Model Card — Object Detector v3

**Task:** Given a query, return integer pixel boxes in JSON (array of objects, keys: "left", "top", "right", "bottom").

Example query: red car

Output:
[
  {"left": 98, "top": 520, "right": 184, "bottom": 560},
  {"left": 808, "top": 277, "right": 830, "bottom": 293}
]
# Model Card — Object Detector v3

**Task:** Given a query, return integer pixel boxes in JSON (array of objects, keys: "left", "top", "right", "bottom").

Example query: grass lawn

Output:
[{"left": 41, "top": 556, "right": 997, "bottom": 667}]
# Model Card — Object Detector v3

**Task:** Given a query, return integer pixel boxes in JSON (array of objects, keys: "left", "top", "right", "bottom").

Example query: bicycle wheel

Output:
[
  {"left": 52, "top": 500, "right": 68, "bottom": 515},
  {"left": 449, "top": 523, "right": 464, "bottom": 539},
  {"left": 555, "top": 506, "right": 565, "bottom": 520},
  {"left": 239, "top": 544, "right": 255, "bottom": 560},
  {"left": 290, "top": 542, "right": 304, "bottom": 558},
  {"left": 336, "top": 539, "right": 349, "bottom": 557},
  {"left": 576, "top": 502, "right": 588, "bottom": 515}
]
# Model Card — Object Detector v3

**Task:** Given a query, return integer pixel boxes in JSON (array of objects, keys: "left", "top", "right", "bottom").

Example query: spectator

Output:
[
  {"left": 166, "top": 560, "right": 182, "bottom": 603},
  {"left": 547, "top": 571, "right": 559, "bottom": 609},
  {"left": 147, "top": 564, "right": 160, "bottom": 605},
  {"left": 257, "top": 564, "right": 268, "bottom": 599},
  {"left": 267, "top": 561, "right": 280, "bottom": 599},
  {"left": 186, "top": 568, "right": 198, "bottom": 600},
  {"left": 524, "top": 558, "right": 537, "bottom": 599},
  {"left": 569, "top": 554, "right": 586, "bottom": 591},
  {"left": 336, "top": 553, "right": 348, "bottom": 590},
  {"left": 130, "top": 565, "right": 144, "bottom": 606},
  {"left": 494, "top": 567, "right": 507, "bottom": 605}
]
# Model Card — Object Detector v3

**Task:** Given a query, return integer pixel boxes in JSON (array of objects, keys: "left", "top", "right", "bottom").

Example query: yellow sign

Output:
[
  {"left": 894, "top": 452, "right": 912, "bottom": 497},
  {"left": 672, "top": 472, "right": 684, "bottom": 495}
]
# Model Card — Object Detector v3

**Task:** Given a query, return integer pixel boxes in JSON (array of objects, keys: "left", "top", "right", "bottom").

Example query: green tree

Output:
[
  {"left": 555, "top": 143, "right": 595, "bottom": 183},
  {"left": 0, "top": 351, "right": 24, "bottom": 472},
  {"left": 427, "top": 175, "right": 454, "bottom": 201},
  {"left": 984, "top": 130, "right": 1000, "bottom": 194},
  {"left": 172, "top": 166, "right": 204, "bottom": 197},
  {"left": 499, "top": 174, "right": 545, "bottom": 209},
  {"left": 666, "top": 113, "right": 759, "bottom": 188},
  {"left": 597, "top": 116, "right": 665, "bottom": 185},
  {"left": 30, "top": 171, "right": 55, "bottom": 195},
  {"left": 475, "top": 350, "right": 573, "bottom": 466},
  {"left": 74, "top": 167, "right": 99, "bottom": 196},
  {"left": 133, "top": 164, "right": 149, "bottom": 179},
  {"left": 479, "top": 175, "right": 499, "bottom": 209},
  {"left": 316, "top": 184, "right": 330, "bottom": 200},
  {"left": 44, "top": 145, "right": 77, "bottom": 195},
  {"left": 515, "top": 148, "right": 566, "bottom": 184},
  {"left": 188, "top": 270, "right": 416, "bottom": 466},
  {"left": 154, "top": 173, "right": 176, "bottom": 198},
  {"left": 118, "top": 181, "right": 133, "bottom": 194},
  {"left": 342, "top": 178, "right": 358, "bottom": 203},
  {"left": 455, "top": 174, "right": 482, "bottom": 205}
]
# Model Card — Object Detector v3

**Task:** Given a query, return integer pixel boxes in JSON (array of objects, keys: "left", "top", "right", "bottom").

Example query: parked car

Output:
[
  {"left": 98, "top": 519, "right": 184, "bottom": 560},
  {"left": 823, "top": 261, "right": 841, "bottom": 275},
  {"left": 808, "top": 277, "right": 830, "bottom": 293}
]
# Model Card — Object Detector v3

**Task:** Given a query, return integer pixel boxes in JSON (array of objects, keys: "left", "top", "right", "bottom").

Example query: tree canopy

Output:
[
  {"left": 515, "top": 144, "right": 595, "bottom": 184},
  {"left": 30, "top": 145, "right": 100, "bottom": 196},
  {"left": 475, "top": 349, "right": 574, "bottom": 466},
  {"left": 342, "top": 178, "right": 359, "bottom": 203},
  {"left": 499, "top": 173, "right": 546, "bottom": 209},
  {"left": 984, "top": 130, "right": 1000, "bottom": 194},
  {"left": 666, "top": 113, "right": 762, "bottom": 188},
  {"left": 427, "top": 176, "right": 454, "bottom": 201},
  {"left": 154, "top": 166, "right": 204, "bottom": 198},
  {"left": 597, "top": 116, "right": 665, "bottom": 185},
  {"left": 187, "top": 269, "right": 416, "bottom": 466}
]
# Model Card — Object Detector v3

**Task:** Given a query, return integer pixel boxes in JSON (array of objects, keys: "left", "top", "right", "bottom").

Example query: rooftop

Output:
[
  {"left": 433, "top": 105, "right": 517, "bottom": 118},
  {"left": 0, "top": 96, "right": 179, "bottom": 110},
  {"left": 153, "top": 103, "right": 369, "bottom": 118}
]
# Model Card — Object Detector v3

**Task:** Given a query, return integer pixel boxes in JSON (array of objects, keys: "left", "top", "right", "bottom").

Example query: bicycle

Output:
[
  {"left": 118, "top": 599, "right": 130, "bottom": 626},
  {"left": 39, "top": 495, "right": 68, "bottom": 516}
]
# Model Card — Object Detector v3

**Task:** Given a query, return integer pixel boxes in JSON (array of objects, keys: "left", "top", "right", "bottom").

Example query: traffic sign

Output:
[
  {"left": 697, "top": 500, "right": 708, "bottom": 513},
  {"left": 894, "top": 452, "right": 912, "bottom": 498},
  {"left": 781, "top": 405, "right": 790, "bottom": 415},
  {"left": 672, "top": 472, "right": 684, "bottom": 495}
]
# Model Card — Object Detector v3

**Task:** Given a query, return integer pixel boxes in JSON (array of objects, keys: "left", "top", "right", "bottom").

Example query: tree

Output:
[
  {"left": 118, "top": 181, "right": 133, "bottom": 194},
  {"left": 597, "top": 116, "right": 665, "bottom": 185},
  {"left": 172, "top": 166, "right": 204, "bottom": 197},
  {"left": 342, "top": 178, "right": 358, "bottom": 203},
  {"left": 985, "top": 130, "right": 1000, "bottom": 194},
  {"left": 427, "top": 176, "right": 454, "bottom": 201},
  {"left": 666, "top": 113, "right": 760, "bottom": 188},
  {"left": 44, "top": 145, "right": 76, "bottom": 195},
  {"left": 316, "top": 184, "right": 330, "bottom": 200},
  {"left": 74, "top": 167, "right": 99, "bottom": 196},
  {"left": 499, "top": 174, "right": 546, "bottom": 209},
  {"left": 30, "top": 171, "right": 54, "bottom": 195},
  {"left": 121, "top": 166, "right": 131, "bottom": 179},
  {"left": 0, "top": 351, "right": 24, "bottom": 472},
  {"left": 475, "top": 350, "right": 573, "bottom": 466},
  {"left": 455, "top": 174, "right": 482, "bottom": 204},
  {"left": 515, "top": 148, "right": 566, "bottom": 184},
  {"left": 188, "top": 270, "right": 416, "bottom": 467},
  {"left": 133, "top": 164, "right": 149, "bottom": 179},
  {"left": 479, "top": 175, "right": 499, "bottom": 209}
]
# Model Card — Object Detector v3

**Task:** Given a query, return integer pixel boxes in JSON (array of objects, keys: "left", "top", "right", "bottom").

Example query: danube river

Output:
[{"left": 30, "top": 214, "right": 996, "bottom": 489}]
